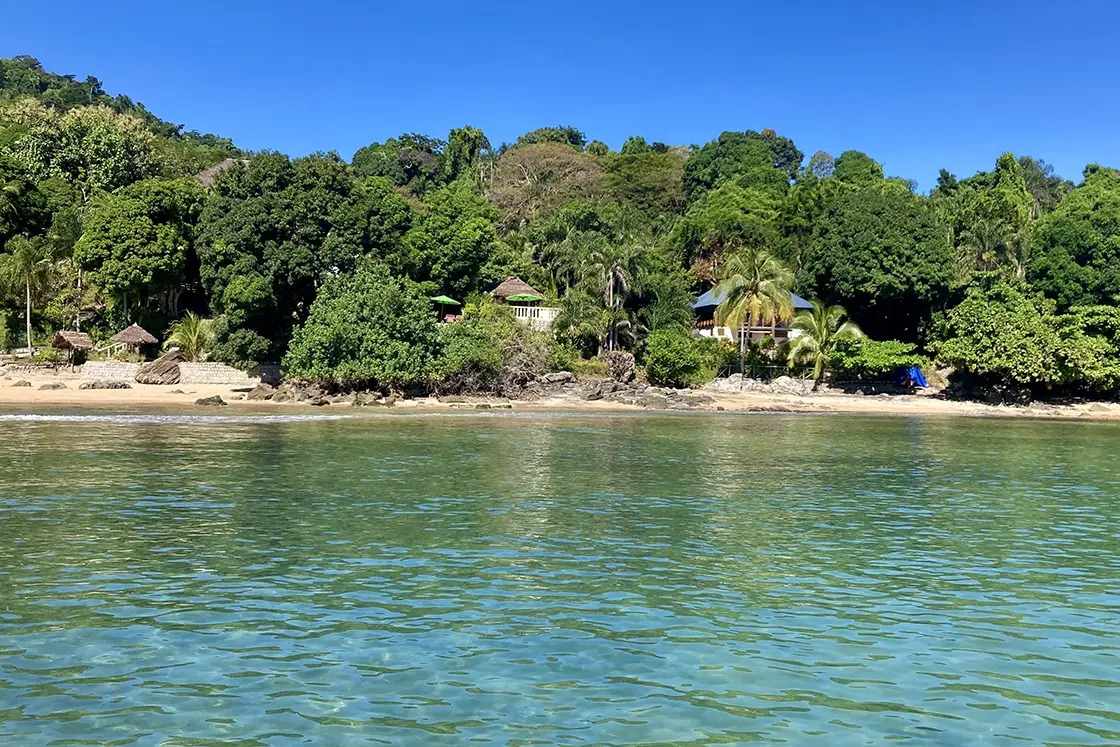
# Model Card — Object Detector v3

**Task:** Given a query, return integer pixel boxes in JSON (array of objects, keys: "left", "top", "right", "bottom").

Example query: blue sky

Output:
[{"left": 4, "top": 0, "right": 1118, "bottom": 190}]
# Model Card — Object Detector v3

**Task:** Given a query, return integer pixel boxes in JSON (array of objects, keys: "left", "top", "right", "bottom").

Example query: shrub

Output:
[
  {"left": 436, "top": 298, "right": 552, "bottom": 394},
  {"left": 284, "top": 263, "right": 440, "bottom": 389},
  {"left": 930, "top": 280, "right": 1061, "bottom": 388},
  {"left": 693, "top": 337, "right": 737, "bottom": 379},
  {"left": 832, "top": 339, "right": 930, "bottom": 381},
  {"left": 32, "top": 347, "right": 62, "bottom": 364},
  {"left": 644, "top": 330, "right": 704, "bottom": 387},
  {"left": 570, "top": 357, "right": 609, "bottom": 378}
]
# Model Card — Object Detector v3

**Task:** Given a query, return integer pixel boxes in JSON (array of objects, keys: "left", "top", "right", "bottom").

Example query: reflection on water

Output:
[{"left": 0, "top": 413, "right": 1118, "bottom": 745}]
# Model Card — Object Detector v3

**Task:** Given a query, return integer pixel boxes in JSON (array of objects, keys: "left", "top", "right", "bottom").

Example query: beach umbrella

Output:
[
  {"left": 505, "top": 293, "right": 544, "bottom": 302},
  {"left": 430, "top": 295, "right": 461, "bottom": 319}
]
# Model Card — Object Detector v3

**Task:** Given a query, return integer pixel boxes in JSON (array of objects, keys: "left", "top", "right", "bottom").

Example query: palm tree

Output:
[
  {"left": 584, "top": 240, "right": 644, "bottom": 351},
  {"left": 0, "top": 236, "right": 59, "bottom": 355},
  {"left": 786, "top": 301, "right": 865, "bottom": 383},
  {"left": 163, "top": 312, "right": 214, "bottom": 362},
  {"left": 713, "top": 247, "right": 795, "bottom": 374}
]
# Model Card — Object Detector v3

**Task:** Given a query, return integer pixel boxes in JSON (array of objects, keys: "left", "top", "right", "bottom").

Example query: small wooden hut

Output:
[
  {"left": 52, "top": 330, "right": 94, "bottom": 365},
  {"left": 110, "top": 324, "right": 158, "bottom": 356},
  {"left": 486, "top": 276, "right": 544, "bottom": 301}
]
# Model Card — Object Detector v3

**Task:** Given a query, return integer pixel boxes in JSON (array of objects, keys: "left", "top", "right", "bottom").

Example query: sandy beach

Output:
[{"left": 1, "top": 370, "right": 1119, "bottom": 421}]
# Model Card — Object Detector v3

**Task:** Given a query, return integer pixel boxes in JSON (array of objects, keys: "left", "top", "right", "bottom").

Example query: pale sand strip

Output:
[{"left": 0, "top": 372, "right": 1118, "bottom": 421}]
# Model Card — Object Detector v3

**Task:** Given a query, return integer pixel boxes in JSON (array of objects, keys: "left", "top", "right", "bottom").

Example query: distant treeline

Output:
[{"left": 2, "top": 54, "right": 1119, "bottom": 397}]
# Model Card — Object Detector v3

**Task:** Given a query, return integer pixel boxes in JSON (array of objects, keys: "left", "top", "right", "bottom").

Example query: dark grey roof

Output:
[{"left": 691, "top": 288, "right": 813, "bottom": 310}]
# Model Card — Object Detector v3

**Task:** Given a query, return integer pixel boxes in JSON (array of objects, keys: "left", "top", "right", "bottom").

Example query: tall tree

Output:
[
  {"left": 787, "top": 301, "right": 865, "bottom": 382},
  {"left": 682, "top": 129, "right": 803, "bottom": 202},
  {"left": 713, "top": 247, "right": 795, "bottom": 372},
  {"left": 0, "top": 234, "right": 58, "bottom": 352}
]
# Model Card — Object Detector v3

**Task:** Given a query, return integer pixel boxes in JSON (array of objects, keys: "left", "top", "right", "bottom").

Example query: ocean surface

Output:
[{"left": 0, "top": 410, "right": 1117, "bottom": 745}]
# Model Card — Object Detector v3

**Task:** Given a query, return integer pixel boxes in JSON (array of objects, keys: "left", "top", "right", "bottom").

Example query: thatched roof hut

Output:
[
  {"left": 52, "top": 331, "right": 94, "bottom": 351},
  {"left": 111, "top": 324, "right": 158, "bottom": 347},
  {"left": 486, "top": 276, "right": 544, "bottom": 301},
  {"left": 196, "top": 158, "right": 248, "bottom": 188}
]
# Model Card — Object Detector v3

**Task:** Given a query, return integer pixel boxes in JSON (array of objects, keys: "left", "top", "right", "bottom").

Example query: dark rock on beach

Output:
[
  {"left": 79, "top": 380, "right": 131, "bottom": 390},
  {"left": 135, "top": 350, "right": 185, "bottom": 385},
  {"left": 246, "top": 384, "right": 275, "bottom": 401},
  {"left": 195, "top": 395, "right": 227, "bottom": 406}
]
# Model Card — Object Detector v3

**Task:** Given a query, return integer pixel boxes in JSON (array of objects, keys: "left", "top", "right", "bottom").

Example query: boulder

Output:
[
  {"left": 11, "top": 380, "right": 31, "bottom": 387},
  {"left": 271, "top": 390, "right": 294, "bottom": 403},
  {"left": 475, "top": 403, "right": 492, "bottom": 410},
  {"left": 38, "top": 382, "right": 66, "bottom": 390},
  {"left": 770, "top": 376, "right": 813, "bottom": 396},
  {"left": 79, "top": 380, "right": 132, "bottom": 390},
  {"left": 308, "top": 397, "right": 330, "bottom": 407},
  {"left": 135, "top": 350, "right": 185, "bottom": 385},
  {"left": 543, "top": 371, "right": 574, "bottom": 384},
  {"left": 246, "top": 384, "right": 275, "bottom": 401},
  {"left": 639, "top": 393, "right": 670, "bottom": 409},
  {"left": 1088, "top": 403, "right": 1112, "bottom": 413},
  {"left": 601, "top": 351, "right": 636, "bottom": 383},
  {"left": 195, "top": 395, "right": 226, "bottom": 406}
]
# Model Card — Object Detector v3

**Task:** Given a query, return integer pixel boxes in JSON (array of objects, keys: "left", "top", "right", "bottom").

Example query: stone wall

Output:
[
  {"left": 178, "top": 363, "right": 255, "bottom": 385},
  {"left": 79, "top": 361, "right": 281, "bottom": 385},
  {"left": 80, "top": 362, "right": 141, "bottom": 382}
]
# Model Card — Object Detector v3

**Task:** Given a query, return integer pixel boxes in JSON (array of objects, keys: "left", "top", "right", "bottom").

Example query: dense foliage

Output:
[{"left": 4, "top": 55, "right": 1120, "bottom": 400}]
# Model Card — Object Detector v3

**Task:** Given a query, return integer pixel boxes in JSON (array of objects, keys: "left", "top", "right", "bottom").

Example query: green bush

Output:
[
  {"left": 693, "top": 336, "right": 737, "bottom": 379},
  {"left": 436, "top": 299, "right": 552, "bottom": 393},
  {"left": 570, "top": 357, "right": 609, "bottom": 378},
  {"left": 32, "top": 347, "right": 62, "bottom": 364},
  {"left": 643, "top": 330, "right": 704, "bottom": 387},
  {"left": 284, "top": 263, "right": 440, "bottom": 389},
  {"left": 930, "top": 280, "right": 1061, "bottom": 388},
  {"left": 0, "top": 312, "right": 11, "bottom": 351},
  {"left": 832, "top": 339, "right": 930, "bottom": 381}
]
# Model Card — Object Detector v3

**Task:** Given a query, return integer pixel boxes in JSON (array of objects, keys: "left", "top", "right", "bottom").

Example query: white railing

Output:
[{"left": 510, "top": 305, "right": 559, "bottom": 330}]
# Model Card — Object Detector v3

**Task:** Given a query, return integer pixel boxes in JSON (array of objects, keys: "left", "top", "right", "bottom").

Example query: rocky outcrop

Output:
[
  {"left": 703, "top": 374, "right": 819, "bottom": 396},
  {"left": 601, "top": 351, "right": 636, "bottom": 383},
  {"left": 38, "top": 382, "right": 66, "bottom": 390},
  {"left": 246, "top": 383, "right": 275, "bottom": 401},
  {"left": 195, "top": 395, "right": 227, "bottom": 406},
  {"left": 11, "top": 380, "right": 31, "bottom": 387},
  {"left": 135, "top": 350, "right": 185, "bottom": 385},
  {"left": 542, "top": 371, "right": 574, "bottom": 384},
  {"left": 79, "top": 380, "right": 132, "bottom": 390}
]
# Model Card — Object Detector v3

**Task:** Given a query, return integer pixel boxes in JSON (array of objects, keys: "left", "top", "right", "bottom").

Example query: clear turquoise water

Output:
[{"left": 0, "top": 411, "right": 1118, "bottom": 746}]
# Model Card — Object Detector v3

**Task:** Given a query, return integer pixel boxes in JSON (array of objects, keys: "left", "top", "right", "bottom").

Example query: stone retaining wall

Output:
[
  {"left": 79, "top": 362, "right": 281, "bottom": 385},
  {"left": 80, "top": 362, "right": 141, "bottom": 382}
]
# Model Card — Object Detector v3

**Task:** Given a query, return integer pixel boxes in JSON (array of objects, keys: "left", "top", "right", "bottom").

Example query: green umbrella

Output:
[
  {"left": 430, "top": 295, "right": 460, "bottom": 305},
  {"left": 505, "top": 293, "right": 543, "bottom": 302},
  {"left": 431, "top": 295, "right": 461, "bottom": 321}
]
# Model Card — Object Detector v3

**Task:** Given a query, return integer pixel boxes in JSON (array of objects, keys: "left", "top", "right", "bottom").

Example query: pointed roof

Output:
[
  {"left": 691, "top": 288, "right": 813, "bottom": 310},
  {"left": 52, "top": 331, "right": 94, "bottom": 350},
  {"left": 111, "top": 323, "right": 158, "bottom": 345},
  {"left": 485, "top": 276, "right": 544, "bottom": 300}
]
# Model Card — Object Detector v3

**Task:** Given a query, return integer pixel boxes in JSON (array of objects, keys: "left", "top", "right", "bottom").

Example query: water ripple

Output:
[{"left": 0, "top": 413, "right": 1117, "bottom": 745}]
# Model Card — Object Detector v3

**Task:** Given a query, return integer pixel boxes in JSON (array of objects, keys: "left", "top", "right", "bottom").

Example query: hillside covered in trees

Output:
[{"left": 3, "top": 54, "right": 1119, "bottom": 399}]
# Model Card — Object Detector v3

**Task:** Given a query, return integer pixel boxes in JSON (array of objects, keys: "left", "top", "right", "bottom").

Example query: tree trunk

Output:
[
  {"left": 606, "top": 277, "right": 614, "bottom": 351},
  {"left": 25, "top": 279, "right": 32, "bottom": 356}
]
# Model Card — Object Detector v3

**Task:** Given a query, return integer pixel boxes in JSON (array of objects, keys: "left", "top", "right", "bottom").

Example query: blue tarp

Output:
[{"left": 903, "top": 366, "right": 928, "bottom": 388}]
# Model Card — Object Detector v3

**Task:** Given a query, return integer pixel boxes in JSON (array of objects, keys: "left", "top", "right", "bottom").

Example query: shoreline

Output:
[{"left": 2, "top": 373, "right": 1120, "bottom": 422}]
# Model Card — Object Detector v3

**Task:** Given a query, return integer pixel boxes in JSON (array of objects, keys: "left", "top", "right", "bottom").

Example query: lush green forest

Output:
[{"left": 3, "top": 54, "right": 1119, "bottom": 399}]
